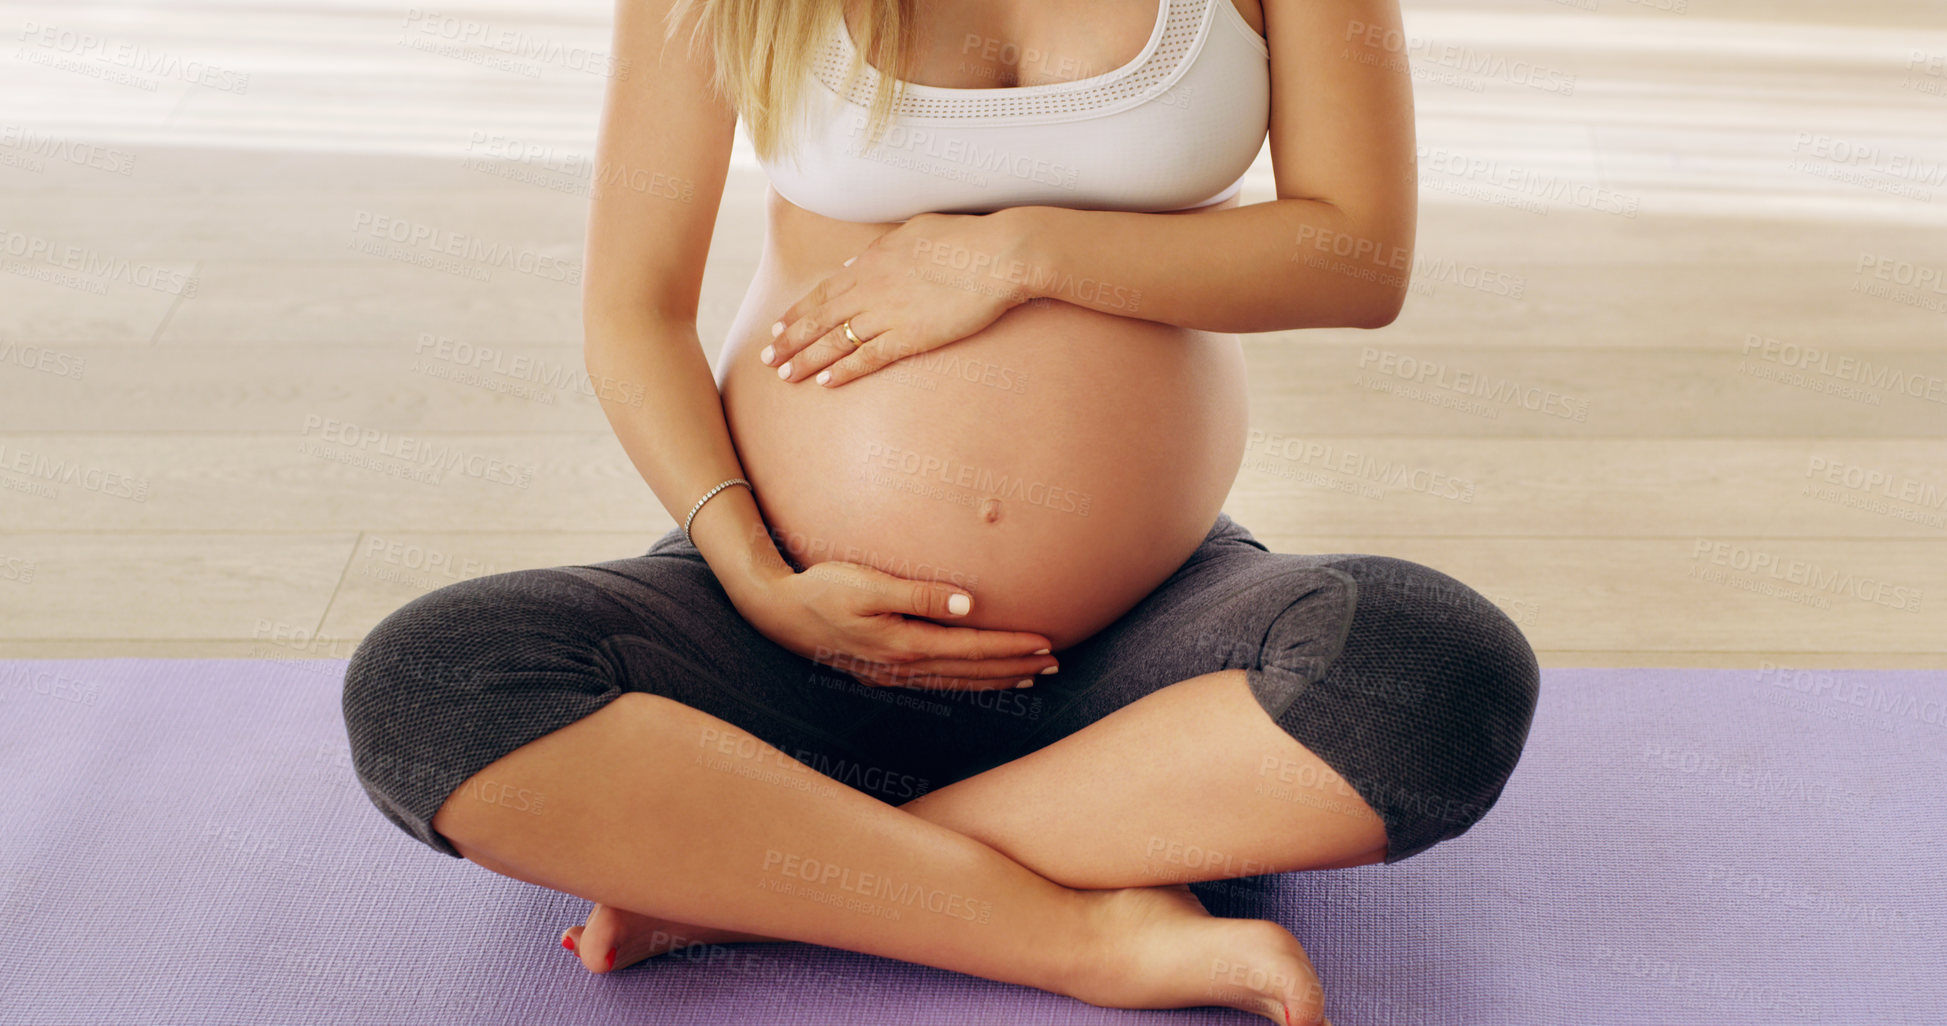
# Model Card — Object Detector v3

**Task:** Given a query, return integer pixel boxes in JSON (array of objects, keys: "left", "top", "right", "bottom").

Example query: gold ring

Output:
[{"left": 841, "top": 319, "right": 865, "bottom": 348}]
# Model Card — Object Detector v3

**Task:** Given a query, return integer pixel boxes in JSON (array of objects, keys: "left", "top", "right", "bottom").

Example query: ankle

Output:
[{"left": 1039, "top": 887, "right": 1124, "bottom": 1001}]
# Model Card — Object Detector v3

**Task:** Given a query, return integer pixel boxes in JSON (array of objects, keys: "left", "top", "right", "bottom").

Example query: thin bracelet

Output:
[{"left": 682, "top": 477, "right": 752, "bottom": 548}]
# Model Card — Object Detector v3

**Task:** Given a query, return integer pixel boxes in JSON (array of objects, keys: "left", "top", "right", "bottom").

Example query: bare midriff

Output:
[{"left": 717, "top": 187, "right": 1250, "bottom": 651}]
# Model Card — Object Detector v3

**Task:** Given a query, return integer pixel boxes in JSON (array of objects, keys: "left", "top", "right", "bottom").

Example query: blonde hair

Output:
[{"left": 664, "top": 0, "right": 915, "bottom": 165}]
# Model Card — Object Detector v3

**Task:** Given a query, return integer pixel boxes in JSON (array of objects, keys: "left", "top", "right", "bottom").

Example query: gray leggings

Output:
[{"left": 341, "top": 512, "right": 1539, "bottom": 865}]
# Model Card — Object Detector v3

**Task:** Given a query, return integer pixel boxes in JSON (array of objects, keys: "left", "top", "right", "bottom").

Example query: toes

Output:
[
  {"left": 580, "top": 904, "right": 632, "bottom": 973},
  {"left": 1224, "top": 920, "right": 1325, "bottom": 1026},
  {"left": 1266, "top": 995, "right": 1326, "bottom": 1026},
  {"left": 559, "top": 923, "right": 614, "bottom": 974},
  {"left": 1281, "top": 968, "right": 1328, "bottom": 1026},
  {"left": 570, "top": 908, "right": 618, "bottom": 973}
]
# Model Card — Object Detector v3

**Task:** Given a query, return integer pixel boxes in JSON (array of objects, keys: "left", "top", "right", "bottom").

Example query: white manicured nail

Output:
[
  {"left": 815, "top": 370, "right": 831, "bottom": 385},
  {"left": 947, "top": 593, "right": 971, "bottom": 615},
  {"left": 777, "top": 361, "right": 792, "bottom": 379},
  {"left": 770, "top": 320, "right": 785, "bottom": 337},
  {"left": 1039, "top": 665, "right": 1058, "bottom": 674},
  {"left": 1032, "top": 648, "right": 1050, "bottom": 655},
  {"left": 760, "top": 344, "right": 775, "bottom": 364},
  {"left": 1014, "top": 679, "right": 1034, "bottom": 689},
  {"left": 843, "top": 256, "right": 856, "bottom": 266}
]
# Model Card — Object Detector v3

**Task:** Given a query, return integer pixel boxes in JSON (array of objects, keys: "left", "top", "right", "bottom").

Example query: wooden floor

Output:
[{"left": 1, "top": 0, "right": 1942, "bottom": 667}]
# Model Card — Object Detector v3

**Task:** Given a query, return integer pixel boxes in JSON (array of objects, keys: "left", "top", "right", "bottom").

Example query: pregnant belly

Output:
[{"left": 719, "top": 277, "right": 1249, "bottom": 652}]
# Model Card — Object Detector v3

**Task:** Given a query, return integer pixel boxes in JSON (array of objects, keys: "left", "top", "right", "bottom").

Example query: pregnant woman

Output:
[{"left": 342, "top": 0, "right": 1539, "bottom": 1021}]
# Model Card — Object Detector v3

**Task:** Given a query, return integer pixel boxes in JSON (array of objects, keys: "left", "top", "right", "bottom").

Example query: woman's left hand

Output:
[{"left": 762, "top": 209, "right": 1040, "bottom": 387}]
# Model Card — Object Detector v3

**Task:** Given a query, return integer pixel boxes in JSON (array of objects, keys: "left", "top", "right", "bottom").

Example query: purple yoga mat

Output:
[{"left": 1, "top": 659, "right": 1941, "bottom": 1024}]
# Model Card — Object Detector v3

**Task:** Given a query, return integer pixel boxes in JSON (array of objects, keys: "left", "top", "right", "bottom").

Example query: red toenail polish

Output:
[
  {"left": 604, "top": 946, "right": 617, "bottom": 970},
  {"left": 561, "top": 933, "right": 575, "bottom": 952},
  {"left": 1283, "top": 1002, "right": 1293, "bottom": 1026}
]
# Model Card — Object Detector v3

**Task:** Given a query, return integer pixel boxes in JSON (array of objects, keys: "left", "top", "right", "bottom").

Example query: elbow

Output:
[
  {"left": 1273, "top": 289, "right": 1404, "bottom": 333},
  {"left": 583, "top": 303, "right": 694, "bottom": 358},
  {"left": 1346, "top": 285, "right": 1407, "bottom": 330},
  {"left": 1326, "top": 209, "right": 1413, "bottom": 329}
]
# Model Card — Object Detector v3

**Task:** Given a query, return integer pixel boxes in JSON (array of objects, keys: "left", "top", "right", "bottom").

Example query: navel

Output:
[{"left": 978, "top": 497, "right": 1003, "bottom": 524}]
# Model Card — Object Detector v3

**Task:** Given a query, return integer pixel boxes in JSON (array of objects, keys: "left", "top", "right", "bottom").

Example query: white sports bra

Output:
[{"left": 755, "top": 0, "right": 1271, "bottom": 223}]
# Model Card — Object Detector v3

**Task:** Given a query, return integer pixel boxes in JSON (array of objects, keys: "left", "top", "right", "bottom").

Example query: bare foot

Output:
[
  {"left": 563, "top": 886, "right": 1333, "bottom": 1025},
  {"left": 562, "top": 903, "right": 782, "bottom": 974},
  {"left": 1067, "top": 884, "right": 1332, "bottom": 1025}
]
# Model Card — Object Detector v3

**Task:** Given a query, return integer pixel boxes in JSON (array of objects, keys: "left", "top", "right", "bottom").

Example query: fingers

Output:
[
  {"left": 849, "top": 664, "right": 1040, "bottom": 692},
  {"left": 887, "top": 620, "right": 1057, "bottom": 662},
  {"left": 898, "top": 653, "right": 1059, "bottom": 681},
  {"left": 808, "top": 650, "right": 1022, "bottom": 692},
  {"left": 795, "top": 563, "right": 1057, "bottom": 686},
  {"left": 762, "top": 279, "right": 858, "bottom": 370},
  {"left": 839, "top": 647, "right": 1058, "bottom": 686},
  {"left": 868, "top": 577, "right": 978, "bottom": 622},
  {"left": 776, "top": 316, "right": 882, "bottom": 385},
  {"left": 847, "top": 572, "right": 1058, "bottom": 655},
  {"left": 813, "top": 329, "right": 913, "bottom": 387}
]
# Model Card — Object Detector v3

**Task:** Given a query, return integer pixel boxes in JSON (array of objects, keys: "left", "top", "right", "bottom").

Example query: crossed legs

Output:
[{"left": 428, "top": 669, "right": 1371, "bottom": 1023}]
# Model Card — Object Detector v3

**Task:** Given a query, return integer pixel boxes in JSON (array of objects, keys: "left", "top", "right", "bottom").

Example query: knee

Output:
[
  {"left": 1298, "top": 556, "right": 1541, "bottom": 860},
  {"left": 343, "top": 572, "right": 526, "bottom": 752},
  {"left": 340, "top": 570, "right": 620, "bottom": 851},
  {"left": 1346, "top": 553, "right": 1537, "bottom": 699}
]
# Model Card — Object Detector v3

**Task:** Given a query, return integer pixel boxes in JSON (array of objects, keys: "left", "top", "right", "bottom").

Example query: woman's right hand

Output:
[{"left": 732, "top": 560, "right": 1058, "bottom": 690}]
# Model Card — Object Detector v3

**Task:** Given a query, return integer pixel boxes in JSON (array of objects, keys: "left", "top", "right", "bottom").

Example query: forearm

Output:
[
  {"left": 1004, "top": 198, "right": 1414, "bottom": 335},
  {"left": 583, "top": 312, "right": 790, "bottom": 604}
]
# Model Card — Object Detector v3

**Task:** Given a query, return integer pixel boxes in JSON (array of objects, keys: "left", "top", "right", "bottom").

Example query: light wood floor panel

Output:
[
  {"left": 1243, "top": 535, "right": 1944, "bottom": 655},
  {"left": 1284, "top": 262, "right": 1947, "bottom": 350},
  {"left": 1227, "top": 438, "right": 1947, "bottom": 538},
  {"left": 0, "top": 435, "right": 672, "bottom": 534},
  {"left": 155, "top": 260, "right": 586, "bottom": 346},
  {"left": 314, "top": 531, "right": 691, "bottom": 639},
  {"left": 1243, "top": 344, "right": 1947, "bottom": 438},
  {"left": 1, "top": 342, "right": 602, "bottom": 435},
  {"left": 0, "top": 270, "right": 189, "bottom": 344},
  {"left": 0, "top": 533, "right": 354, "bottom": 640}
]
